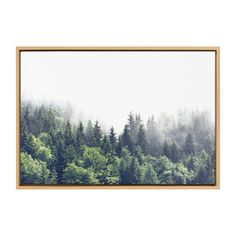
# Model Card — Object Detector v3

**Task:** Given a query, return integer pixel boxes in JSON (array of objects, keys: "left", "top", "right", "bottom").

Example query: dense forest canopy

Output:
[{"left": 20, "top": 102, "right": 216, "bottom": 185}]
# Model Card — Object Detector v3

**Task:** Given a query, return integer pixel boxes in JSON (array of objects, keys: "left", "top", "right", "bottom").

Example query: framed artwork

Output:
[{"left": 16, "top": 47, "right": 220, "bottom": 189}]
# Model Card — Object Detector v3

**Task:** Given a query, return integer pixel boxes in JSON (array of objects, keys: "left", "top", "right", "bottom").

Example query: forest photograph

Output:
[{"left": 18, "top": 49, "right": 217, "bottom": 186}]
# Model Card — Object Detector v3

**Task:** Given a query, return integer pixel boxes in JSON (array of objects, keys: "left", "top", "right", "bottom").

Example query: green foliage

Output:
[
  {"left": 39, "top": 132, "right": 52, "bottom": 147},
  {"left": 183, "top": 133, "right": 195, "bottom": 156},
  {"left": 169, "top": 141, "right": 180, "bottom": 163},
  {"left": 74, "top": 122, "right": 85, "bottom": 154},
  {"left": 137, "top": 124, "right": 147, "bottom": 154},
  {"left": 146, "top": 115, "right": 160, "bottom": 156},
  {"left": 64, "top": 121, "right": 73, "bottom": 146},
  {"left": 20, "top": 103, "right": 216, "bottom": 185},
  {"left": 93, "top": 121, "right": 102, "bottom": 147},
  {"left": 101, "top": 135, "right": 111, "bottom": 154},
  {"left": 62, "top": 163, "right": 98, "bottom": 184},
  {"left": 21, "top": 152, "right": 56, "bottom": 184},
  {"left": 85, "top": 120, "right": 94, "bottom": 147},
  {"left": 162, "top": 140, "right": 171, "bottom": 158},
  {"left": 109, "top": 127, "right": 117, "bottom": 153},
  {"left": 119, "top": 147, "right": 133, "bottom": 184},
  {"left": 122, "top": 125, "right": 134, "bottom": 153},
  {"left": 142, "top": 163, "right": 159, "bottom": 184}
]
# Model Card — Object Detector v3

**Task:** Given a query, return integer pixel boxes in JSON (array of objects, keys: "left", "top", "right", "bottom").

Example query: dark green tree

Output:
[
  {"left": 85, "top": 120, "right": 94, "bottom": 147},
  {"left": 62, "top": 163, "right": 98, "bottom": 184},
  {"left": 146, "top": 115, "right": 160, "bottom": 156},
  {"left": 169, "top": 141, "right": 180, "bottom": 163},
  {"left": 64, "top": 121, "right": 73, "bottom": 146},
  {"left": 162, "top": 140, "right": 171, "bottom": 158},
  {"left": 101, "top": 135, "right": 111, "bottom": 154},
  {"left": 119, "top": 147, "right": 132, "bottom": 184},
  {"left": 75, "top": 121, "right": 85, "bottom": 154},
  {"left": 93, "top": 121, "right": 103, "bottom": 147},
  {"left": 130, "top": 157, "right": 141, "bottom": 184},
  {"left": 109, "top": 127, "right": 117, "bottom": 153},
  {"left": 142, "top": 163, "right": 159, "bottom": 184},
  {"left": 183, "top": 133, "right": 195, "bottom": 156},
  {"left": 137, "top": 124, "right": 147, "bottom": 153},
  {"left": 122, "top": 125, "right": 134, "bottom": 153},
  {"left": 116, "top": 136, "right": 123, "bottom": 156}
]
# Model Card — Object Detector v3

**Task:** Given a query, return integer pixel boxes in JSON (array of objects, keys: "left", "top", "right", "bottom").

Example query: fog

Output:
[{"left": 21, "top": 51, "right": 215, "bottom": 132}]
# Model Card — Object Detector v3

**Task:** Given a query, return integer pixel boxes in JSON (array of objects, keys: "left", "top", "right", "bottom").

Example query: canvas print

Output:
[{"left": 17, "top": 48, "right": 219, "bottom": 188}]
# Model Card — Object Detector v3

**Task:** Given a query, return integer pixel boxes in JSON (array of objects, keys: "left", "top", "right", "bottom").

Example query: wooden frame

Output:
[{"left": 16, "top": 47, "right": 220, "bottom": 189}]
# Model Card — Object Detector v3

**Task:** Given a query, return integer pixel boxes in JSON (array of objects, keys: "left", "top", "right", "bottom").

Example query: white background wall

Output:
[{"left": 0, "top": 0, "right": 235, "bottom": 235}]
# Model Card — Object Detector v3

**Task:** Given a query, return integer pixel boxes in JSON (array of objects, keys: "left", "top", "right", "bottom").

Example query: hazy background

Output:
[{"left": 21, "top": 51, "right": 215, "bottom": 132}]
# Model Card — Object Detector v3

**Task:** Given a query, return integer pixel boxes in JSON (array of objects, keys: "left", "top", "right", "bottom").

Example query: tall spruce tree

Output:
[
  {"left": 146, "top": 115, "right": 160, "bottom": 156},
  {"left": 183, "top": 133, "right": 195, "bottom": 156},
  {"left": 93, "top": 121, "right": 102, "bottom": 147},
  {"left": 162, "top": 139, "right": 171, "bottom": 158},
  {"left": 85, "top": 120, "right": 94, "bottom": 147},
  {"left": 109, "top": 127, "right": 117, "bottom": 152},
  {"left": 130, "top": 157, "right": 141, "bottom": 184},
  {"left": 137, "top": 124, "right": 147, "bottom": 154},
  {"left": 122, "top": 124, "right": 134, "bottom": 153},
  {"left": 64, "top": 121, "right": 73, "bottom": 146},
  {"left": 75, "top": 122, "right": 85, "bottom": 154},
  {"left": 54, "top": 130, "right": 65, "bottom": 183},
  {"left": 101, "top": 135, "right": 111, "bottom": 154},
  {"left": 169, "top": 141, "right": 180, "bottom": 163},
  {"left": 116, "top": 135, "right": 123, "bottom": 156}
]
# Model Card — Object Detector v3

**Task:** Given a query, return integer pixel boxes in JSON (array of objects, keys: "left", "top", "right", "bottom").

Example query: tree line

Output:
[{"left": 20, "top": 103, "right": 216, "bottom": 185}]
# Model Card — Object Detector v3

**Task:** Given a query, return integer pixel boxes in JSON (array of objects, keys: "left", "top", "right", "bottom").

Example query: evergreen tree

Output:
[
  {"left": 146, "top": 115, "right": 160, "bottom": 156},
  {"left": 85, "top": 120, "right": 94, "bottom": 147},
  {"left": 64, "top": 121, "right": 73, "bottom": 146},
  {"left": 137, "top": 124, "right": 147, "bottom": 153},
  {"left": 116, "top": 135, "right": 123, "bottom": 156},
  {"left": 183, "top": 133, "right": 195, "bottom": 156},
  {"left": 142, "top": 163, "right": 159, "bottom": 184},
  {"left": 128, "top": 112, "right": 136, "bottom": 144},
  {"left": 119, "top": 147, "right": 132, "bottom": 184},
  {"left": 122, "top": 125, "right": 134, "bottom": 153},
  {"left": 54, "top": 130, "right": 65, "bottom": 183},
  {"left": 169, "top": 141, "right": 180, "bottom": 163},
  {"left": 93, "top": 121, "right": 103, "bottom": 147},
  {"left": 23, "top": 106, "right": 31, "bottom": 131},
  {"left": 101, "top": 135, "right": 111, "bottom": 154},
  {"left": 162, "top": 139, "right": 171, "bottom": 158},
  {"left": 75, "top": 121, "right": 85, "bottom": 154},
  {"left": 130, "top": 157, "right": 141, "bottom": 184},
  {"left": 109, "top": 127, "right": 117, "bottom": 152}
]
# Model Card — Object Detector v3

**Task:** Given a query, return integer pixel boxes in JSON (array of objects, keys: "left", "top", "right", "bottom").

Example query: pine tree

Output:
[
  {"left": 119, "top": 147, "right": 132, "bottom": 184},
  {"left": 169, "top": 141, "right": 180, "bottom": 163},
  {"left": 54, "top": 130, "right": 65, "bottom": 183},
  {"left": 24, "top": 106, "right": 31, "bottom": 131},
  {"left": 128, "top": 112, "right": 135, "bottom": 141},
  {"left": 142, "top": 163, "right": 159, "bottom": 184},
  {"left": 122, "top": 124, "right": 134, "bottom": 153},
  {"left": 146, "top": 115, "right": 160, "bottom": 156},
  {"left": 109, "top": 127, "right": 117, "bottom": 153},
  {"left": 85, "top": 120, "right": 94, "bottom": 147},
  {"left": 101, "top": 135, "right": 111, "bottom": 154},
  {"left": 75, "top": 121, "right": 85, "bottom": 154},
  {"left": 137, "top": 124, "right": 147, "bottom": 153},
  {"left": 162, "top": 139, "right": 171, "bottom": 158},
  {"left": 64, "top": 121, "right": 73, "bottom": 146},
  {"left": 183, "top": 133, "right": 195, "bottom": 156},
  {"left": 93, "top": 121, "right": 102, "bottom": 147},
  {"left": 130, "top": 157, "right": 141, "bottom": 184},
  {"left": 116, "top": 135, "right": 123, "bottom": 156}
]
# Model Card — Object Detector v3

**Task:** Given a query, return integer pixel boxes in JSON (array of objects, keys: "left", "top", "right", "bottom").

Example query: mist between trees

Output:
[{"left": 20, "top": 102, "right": 216, "bottom": 185}]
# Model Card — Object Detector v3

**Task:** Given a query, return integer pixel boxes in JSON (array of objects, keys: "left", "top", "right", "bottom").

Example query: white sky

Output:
[{"left": 21, "top": 51, "right": 215, "bottom": 132}]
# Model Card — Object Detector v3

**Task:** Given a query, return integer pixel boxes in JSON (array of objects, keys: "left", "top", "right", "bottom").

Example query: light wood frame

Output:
[{"left": 16, "top": 47, "right": 220, "bottom": 189}]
